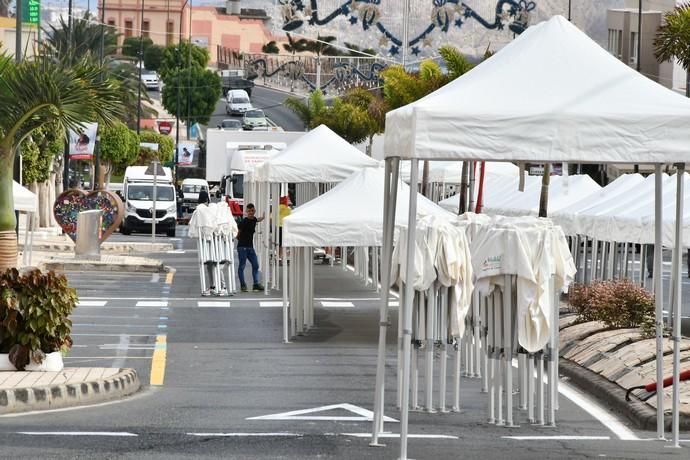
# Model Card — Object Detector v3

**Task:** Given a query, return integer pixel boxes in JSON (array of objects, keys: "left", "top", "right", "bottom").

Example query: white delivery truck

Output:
[
  {"left": 220, "top": 143, "right": 284, "bottom": 207},
  {"left": 181, "top": 178, "right": 210, "bottom": 212},
  {"left": 121, "top": 166, "right": 177, "bottom": 237}
]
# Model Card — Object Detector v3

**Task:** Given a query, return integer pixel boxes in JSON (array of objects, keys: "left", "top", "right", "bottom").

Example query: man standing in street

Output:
[{"left": 237, "top": 203, "right": 265, "bottom": 292}]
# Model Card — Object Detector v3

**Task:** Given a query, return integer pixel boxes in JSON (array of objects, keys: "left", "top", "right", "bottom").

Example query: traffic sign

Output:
[{"left": 158, "top": 121, "right": 173, "bottom": 135}]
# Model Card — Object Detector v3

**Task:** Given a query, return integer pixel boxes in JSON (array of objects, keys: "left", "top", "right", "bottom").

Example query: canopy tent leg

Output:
[
  {"left": 495, "top": 289, "right": 504, "bottom": 426},
  {"left": 481, "top": 296, "right": 489, "bottom": 393},
  {"left": 282, "top": 243, "right": 290, "bottom": 344},
  {"left": 536, "top": 352, "right": 545, "bottom": 425},
  {"left": 527, "top": 353, "right": 535, "bottom": 423},
  {"left": 547, "top": 276, "right": 557, "bottom": 427},
  {"left": 473, "top": 290, "right": 482, "bottom": 378},
  {"left": 653, "top": 165, "right": 665, "bottom": 440},
  {"left": 590, "top": 238, "right": 599, "bottom": 283},
  {"left": 581, "top": 235, "right": 588, "bottom": 284},
  {"left": 504, "top": 274, "right": 517, "bottom": 427},
  {"left": 264, "top": 183, "right": 271, "bottom": 295},
  {"left": 487, "top": 293, "right": 495, "bottom": 422},
  {"left": 371, "top": 157, "right": 399, "bottom": 446},
  {"left": 438, "top": 287, "right": 449, "bottom": 413},
  {"left": 670, "top": 164, "right": 684, "bottom": 448},
  {"left": 518, "top": 352, "right": 527, "bottom": 410},
  {"left": 411, "top": 293, "right": 421, "bottom": 411},
  {"left": 425, "top": 285, "right": 437, "bottom": 413},
  {"left": 398, "top": 158, "right": 419, "bottom": 460}
]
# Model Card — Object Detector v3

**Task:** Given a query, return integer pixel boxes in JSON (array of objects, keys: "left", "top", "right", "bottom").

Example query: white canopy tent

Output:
[
  {"left": 251, "top": 124, "right": 381, "bottom": 296},
  {"left": 13, "top": 181, "right": 38, "bottom": 266},
  {"left": 439, "top": 174, "right": 601, "bottom": 217},
  {"left": 378, "top": 15, "right": 690, "bottom": 457},
  {"left": 281, "top": 167, "right": 457, "bottom": 341}
]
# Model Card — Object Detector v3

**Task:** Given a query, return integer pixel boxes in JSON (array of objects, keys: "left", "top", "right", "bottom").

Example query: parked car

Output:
[
  {"left": 141, "top": 70, "right": 160, "bottom": 90},
  {"left": 181, "top": 178, "right": 210, "bottom": 212},
  {"left": 242, "top": 109, "right": 268, "bottom": 131},
  {"left": 217, "top": 119, "right": 242, "bottom": 131},
  {"left": 225, "top": 89, "right": 253, "bottom": 116}
]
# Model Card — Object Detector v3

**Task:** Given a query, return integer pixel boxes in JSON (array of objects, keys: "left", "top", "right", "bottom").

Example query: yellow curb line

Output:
[{"left": 150, "top": 335, "right": 167, "bottom": 386}]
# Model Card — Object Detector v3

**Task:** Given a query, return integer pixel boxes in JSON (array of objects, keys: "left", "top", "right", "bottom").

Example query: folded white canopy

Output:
[
  {"left": 282, "top": 167, "right": 453, "bottom": 248},
  {"left": 254, "top": 124, "right": 380, "bottom": 183},
  {"left": 384, "top": 15, "right": 690, "bottom": 164}
]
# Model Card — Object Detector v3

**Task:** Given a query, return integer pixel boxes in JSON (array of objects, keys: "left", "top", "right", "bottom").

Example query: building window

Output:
[
  {"left": 167, "top": 21, "right": 175, "bottom": 46},
  {"left": 608, "top": 28, "right": 622, "bottom": 59},
  {"left": 107, "top": 19, "right": 115, "bottom": 27},
  {"left": 142, "top": 20, "right": 150, "bottom": 38},
  {"left": 125, "top": 19, "right": 133, "bottom": 39},
  {"left": 630, "top": 31, "right": 638, "bottom": 67}
]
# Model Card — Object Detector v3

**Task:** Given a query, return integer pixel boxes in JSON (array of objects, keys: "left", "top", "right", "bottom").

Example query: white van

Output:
[
  {"left": 181, "top": 178, "right": 210, "bottom": 212},
  {"left": 121, "top": 166, "right": 177, "bottom": 237},
  {"left": 226, "top": 89, "right": 253, "bottom": 116}
]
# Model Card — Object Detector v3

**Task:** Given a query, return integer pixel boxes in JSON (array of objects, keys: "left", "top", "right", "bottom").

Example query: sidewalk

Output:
[
  {"left": 558, "top": 310, "right": 690, "bottom": 431},
  {"left": 0, "top": 368, "right": 140, "bottom": 415},
  {"left": 17, "top": 232, "right": 172, "bottom": 273}
]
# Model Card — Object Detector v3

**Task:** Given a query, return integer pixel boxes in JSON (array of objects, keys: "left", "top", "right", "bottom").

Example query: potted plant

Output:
[{"left": 0, "top": 268, "right": 77, "bottom": 371}]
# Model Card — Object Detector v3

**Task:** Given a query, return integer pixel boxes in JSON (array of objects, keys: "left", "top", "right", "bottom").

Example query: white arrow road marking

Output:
[
  {"left": 247, "top": 403, "right": 398, "bottom": 422},
  {"left": 17, "top": 432, "right": 138, "bottom": 437}
]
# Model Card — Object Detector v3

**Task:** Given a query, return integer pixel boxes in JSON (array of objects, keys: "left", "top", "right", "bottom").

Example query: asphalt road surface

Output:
[
  {"left": 210, "top": 86, "right": 305, "bottom": 132},
  {"left": 0, "top": 230, "right": 686, "bottom": 459}
]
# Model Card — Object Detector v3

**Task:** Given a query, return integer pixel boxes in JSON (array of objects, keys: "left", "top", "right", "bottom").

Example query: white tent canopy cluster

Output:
[
  {"left": 381, "top": 14, "right": 690, "bottom": 459},
  {"left": 13, "top": 181, "right": 38, "bottom": 266}
]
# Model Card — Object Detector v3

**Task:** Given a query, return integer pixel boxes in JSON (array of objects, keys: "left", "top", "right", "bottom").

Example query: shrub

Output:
[
  {"left": 0, "top": 268, "right": 77, "bottom": 370},
  {"left": 568, "top": 279, "right": 655, "bottom": 337}
]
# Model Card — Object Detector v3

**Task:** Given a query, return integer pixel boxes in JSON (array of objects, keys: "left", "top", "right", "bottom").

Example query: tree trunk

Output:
[
  {"left": 686, "top": 70, "right": 690, "bottom": 98},
  {"left": 538, "top": 163, "right": 551, "bottom": 218},
  {"left": 458, "top": 161, "right": 469, "bottom": 214},
  {"left": 421, "top": 160, "right": 430, "bottom": 197},
  {"left": 48, "top": 172, "right": 58, "bottom": 228},
  {"left": 0, "top": 149, "right": 18, "bottom": 272}
]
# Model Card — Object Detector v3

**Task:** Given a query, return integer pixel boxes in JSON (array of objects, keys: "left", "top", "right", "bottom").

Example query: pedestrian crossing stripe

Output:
[
  {"left": 77, "top": 300, "right": 108, "bottom": 307},
  {"left": 136, "top": 301, "right": 169, "bottom": 307},
  {"left": 321, "top": 301, "right": 354, "bottom": 308},
  {"left": 198, "top": 301, "right": 231, "bottom": 308}
]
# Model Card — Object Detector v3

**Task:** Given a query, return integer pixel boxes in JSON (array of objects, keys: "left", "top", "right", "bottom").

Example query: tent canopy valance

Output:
[
  {"left": 13, "top": 181, "right": 37, "bottom": 213},
  {"left": 384, "top": 15, "right": 690, "bottom": 164},
  {"left": 255, "top": 124, "right": 380, "bottom": 184}
]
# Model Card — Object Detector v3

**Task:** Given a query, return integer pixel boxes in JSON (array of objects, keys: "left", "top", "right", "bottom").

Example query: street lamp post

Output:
[
  {"left": 175, "top": 0, "right": 190, "bottom": 175},
  {"left": 136, "top": 0, "right": 146, "bottom": 135}
]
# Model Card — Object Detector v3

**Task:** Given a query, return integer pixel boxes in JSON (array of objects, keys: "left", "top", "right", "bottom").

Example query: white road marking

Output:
[
  {"left": 511, "top": 361, "right": 639, "bottom": 441},
  {"left": 321, "top": 301, "right": 354, "bottom": 308},
  {"left": 260, "top": 301, "right": 284, "bottom": 308},
  {"left": 247, "top": 403, "right": 398, "bottom": 422},
  {"left": 77, "top": 300, "right": 107, "bottom": 307},
  {"left": 17, "top": 432, "right": 138, "bottom": 437},
  {"left": 198, "top": 301, "right": 231, "bottom": 308},
  {"left": 343, "top": 433, "right": 458, "bottom": 440},
  {"left": 136, "top": 301, "right": 169, "bottom": 307},
  {"left": 99, "top": 345, "right": 155, "bottom": 351},
  {"left": 150, "top": 273, "right": 160, "bottom": 283},
  {"left": 558, "top": 381, "right": 639, "bottom": 441},
  {"left": 72, "top": 333, "right": 154, "bottom": 337},
  {"left": 389, "top": 301, "right": 399, "bottom": 307},
  {"left": 187, "top": 432, "right": 302, "bottom": 437},
  {"left": 166, "top": 250, "right": 186, "bottom": 254},
  {"left": 503, "top": 436, "right": 611, "bottom": 441}
]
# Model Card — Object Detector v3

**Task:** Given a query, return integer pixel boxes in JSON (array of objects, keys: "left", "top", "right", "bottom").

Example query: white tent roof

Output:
[
  {"left": 400, "top": 161, "right": 521, "bottom": 183},
  {"left": 283, "top": 167, "right": 454, "bottom": 247},
  {"left": 13, "top": 181, "right": 37, "bottom": 213},
  {"left": 550, "top": 173, "right": 646, "bottom": 236},
  {"left": 482, "top": 175, "right": 601, "bottom": 217},
  {"left": 384, "top": 15, "right": 690, "bottom": 164},
  {"left": 255, "top": 124, "right": 380, "bottom": 183}
]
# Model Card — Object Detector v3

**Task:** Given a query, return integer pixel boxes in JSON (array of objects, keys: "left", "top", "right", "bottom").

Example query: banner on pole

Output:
[{"left": 68, "top": 122, "right": 98, "bottom": 160}]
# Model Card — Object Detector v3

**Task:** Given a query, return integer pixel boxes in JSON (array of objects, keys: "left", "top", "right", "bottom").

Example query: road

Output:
[
  {"left": 209, "top": 86, "right": 305, "bottom": 132},
  {"left": 0, "top": 230, "right": 684, "bottom": 459}
]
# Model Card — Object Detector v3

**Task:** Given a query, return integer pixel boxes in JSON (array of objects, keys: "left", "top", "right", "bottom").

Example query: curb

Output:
[
  {"left": 0, "top": 368, "right": 140, "bottom": 415},
  {"left": 43, "top": 260, "right": 166, "bottom": 273},
  {"left": 559, "top": 358, "right": 690, "bottom": 431},
  {"left": 20, "top": 243, "right": 174, "bottom": 254}
]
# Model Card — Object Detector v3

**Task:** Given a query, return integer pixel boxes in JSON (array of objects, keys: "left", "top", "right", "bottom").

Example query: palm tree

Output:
[
  {"left": 44, "top": 13, "right": 119, "bottom": 64},
  {"left": 0, "top": 55, "right": 122, "bottom": 271},
  {"left": 283, "top": 89, "right": 327, "bottom": 130},
  {"left": 654, "top": 4, "right": 690, "bottom": 97}
]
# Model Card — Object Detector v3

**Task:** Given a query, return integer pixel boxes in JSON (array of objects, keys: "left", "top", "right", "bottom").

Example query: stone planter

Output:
[{"left": 0, "top": 351, "right": 64, "bottom": 372}]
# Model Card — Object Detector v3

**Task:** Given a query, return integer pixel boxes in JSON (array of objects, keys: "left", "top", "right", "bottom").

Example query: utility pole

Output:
[
  {"left": 15, "top": 0, "right": 22, "bottom": 62},
  {"left": 68, "top": 0, "right": 73, "bottom": 45},
  {"left": 635, "top": 0, "right": 642, "bottom": 174},
  {"left": 567, "top": 0, "right": 571, "bottom": 21},
  {"left": 99, "top": 0, "right": 107, "bottom": 65},
  {"left": 136, "top": 0, "right": 145, "bottom": 135},
  {"left": 186, "top": 0, "right": 192, "bottom": 139}
]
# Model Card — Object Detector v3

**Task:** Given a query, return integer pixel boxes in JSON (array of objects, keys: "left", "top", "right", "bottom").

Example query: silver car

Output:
[{"left": 242, "top": 109, "right": 268, "bottom": 131}]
